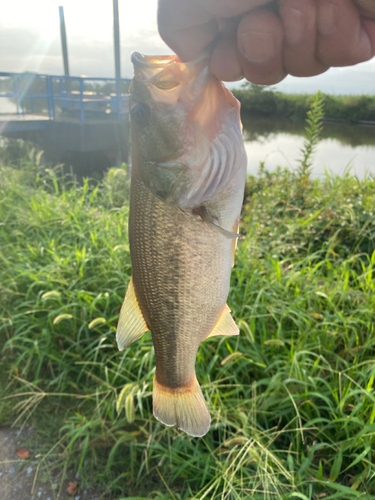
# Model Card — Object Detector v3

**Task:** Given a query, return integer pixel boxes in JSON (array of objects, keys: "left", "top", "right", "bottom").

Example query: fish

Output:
[{"left": 116, "top": 52, "right": 247, "bottom": 437}]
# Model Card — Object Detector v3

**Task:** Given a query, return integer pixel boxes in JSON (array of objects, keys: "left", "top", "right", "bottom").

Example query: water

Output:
[{"left": 243, "top": 116, "right": 375, "bottom": 178}]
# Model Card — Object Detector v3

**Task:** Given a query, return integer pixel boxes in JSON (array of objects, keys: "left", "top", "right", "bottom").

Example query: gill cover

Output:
[{"left": 130, "top": 52, "right": 247, "bottom": 209}]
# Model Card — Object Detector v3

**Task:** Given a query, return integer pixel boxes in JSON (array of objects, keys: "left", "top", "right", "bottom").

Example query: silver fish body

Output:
[{"left": 116, "top": 53, "right": 247, "bottom": 437}]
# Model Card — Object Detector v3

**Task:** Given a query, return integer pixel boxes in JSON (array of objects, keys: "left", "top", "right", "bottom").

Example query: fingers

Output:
[
  {"left": 210, "top": 37, "right": 243, "bottom": 82},
  {"left": 157, "top": 0, "right": 218, "bottom": 61},
  {"left": 279, "top": 0, "right": 328, "bottom": 77},
  {"left": 362, "top": 17, "right": 375, "bottom": 53},
  {"left": 234, "top": 0, "right": 375, "bottom": 84},
  {"left": 158, "top": 0, "right": 375, "bottom": 85},
  {"left": 199, "top": 0, "right": 271, "bottom": 18},
  {"left": 236, "top": 10, "right": 287, "bottom": 84},
  {"left": 316, "top": 0, "right": 374, "bottom": 66},
  {"left": 157, "top": 0, "right": 272, "bottom": 63},
  {"left": 353, "top": 0, "right": 375, "bottom": 19},
  {"left": 210, "top": 10, "right": 287, "bottom": 83}
]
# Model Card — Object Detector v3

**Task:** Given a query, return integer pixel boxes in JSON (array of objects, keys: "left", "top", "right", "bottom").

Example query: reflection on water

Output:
[{"left": 243, "top": 116, "right": 375, "bottom": 178}]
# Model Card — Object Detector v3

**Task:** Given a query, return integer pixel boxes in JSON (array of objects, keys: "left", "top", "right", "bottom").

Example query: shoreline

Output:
[
  {"left": 234, "top": 86, "right": 375, "bottom": 126},
  {"left": 240, "top": 111, "right": 375, "bottom": 129}
]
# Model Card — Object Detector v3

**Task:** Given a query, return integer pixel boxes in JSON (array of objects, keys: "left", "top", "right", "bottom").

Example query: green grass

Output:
[{"left": 1, "top": 102, "right": 375, "bottom": 499}]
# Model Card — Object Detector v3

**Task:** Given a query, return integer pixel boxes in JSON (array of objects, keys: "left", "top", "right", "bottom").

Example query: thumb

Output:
[{"left": 158, "top": 0, "right": 219, "bottom": 61}]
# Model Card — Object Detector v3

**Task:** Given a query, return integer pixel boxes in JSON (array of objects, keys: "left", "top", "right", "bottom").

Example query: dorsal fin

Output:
[
  {"left": 116, "top": 278, "right": 149, "bottom": 351},
  {"left": 206, "top": 305, "right": 239, "bottom": 339}
]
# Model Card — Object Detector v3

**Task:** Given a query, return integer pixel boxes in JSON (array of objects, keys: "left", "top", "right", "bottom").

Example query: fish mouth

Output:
[
  {"left": 131, "top": 52, "right": 180, "bottom": 69},
  {"left": 131, "top": 52, "right": 210, "bottom": 70}
]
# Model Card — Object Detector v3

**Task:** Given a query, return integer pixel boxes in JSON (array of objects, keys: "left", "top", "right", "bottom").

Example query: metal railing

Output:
[{"left": 0, "top": 72, "right": 131, "bottom": 124}]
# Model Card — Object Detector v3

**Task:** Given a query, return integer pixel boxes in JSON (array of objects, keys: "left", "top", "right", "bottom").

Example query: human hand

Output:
[{"left": 158, "top": 0, "right": 375, "bottom": 84}]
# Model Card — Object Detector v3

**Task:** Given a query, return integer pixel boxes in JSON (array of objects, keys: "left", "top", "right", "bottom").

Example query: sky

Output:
[{"left": 1, "top": 0, "right": 375, "bottom": 94}]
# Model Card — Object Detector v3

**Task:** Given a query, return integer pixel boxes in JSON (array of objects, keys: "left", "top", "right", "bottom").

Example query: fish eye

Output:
[
  {"left": 131, "top": 103, "right": 150, "bottom": 127},
  {"left": 154, "top": 79, "right": 180, "bottom": 91}
]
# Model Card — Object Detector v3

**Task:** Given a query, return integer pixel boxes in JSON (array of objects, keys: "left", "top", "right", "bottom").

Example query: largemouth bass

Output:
[{"left": 116, "top": 53, "right": 247, "bottom": 437}]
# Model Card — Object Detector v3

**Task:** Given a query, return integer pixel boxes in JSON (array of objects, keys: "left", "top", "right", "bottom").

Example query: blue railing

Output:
[{"left": 0, "top": 72, "right": 131, "bottom": 124}]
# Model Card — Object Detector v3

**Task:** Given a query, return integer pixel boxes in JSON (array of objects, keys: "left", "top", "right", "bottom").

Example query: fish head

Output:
[
  {"left": 130, "top": 52, "right": 246, "bottom": 207},
  {"left": 130, "top": 53, "right": 193, "bottom": 159}
]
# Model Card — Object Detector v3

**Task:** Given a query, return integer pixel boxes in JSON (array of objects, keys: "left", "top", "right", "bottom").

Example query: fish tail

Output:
[{"left": 153, "top": 375, "right": 211, "bottom": 437}]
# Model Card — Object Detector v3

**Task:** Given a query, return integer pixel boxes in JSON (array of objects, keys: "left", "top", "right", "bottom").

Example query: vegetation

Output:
[
  {"left": 234, "top": 83, "right": 375, "bottom": 124},
  {"left": 1, "top": 96, "right": 375, "bottom": 499}
]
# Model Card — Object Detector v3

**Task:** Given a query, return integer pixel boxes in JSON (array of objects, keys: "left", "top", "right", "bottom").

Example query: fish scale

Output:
[
  {"left": 116, "top": 53, "right": 247, "bottom": 437},
  {"left": 130, "top": 173, "right": 230, "bottom": 388}
]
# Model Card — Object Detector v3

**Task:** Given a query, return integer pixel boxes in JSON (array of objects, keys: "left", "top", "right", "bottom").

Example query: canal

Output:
[{"left": 243, "top": 115, "right": 375, "bottom": 178}]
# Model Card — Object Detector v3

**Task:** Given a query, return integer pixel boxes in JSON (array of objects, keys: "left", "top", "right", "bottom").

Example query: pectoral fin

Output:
[
  {"left": 197, "top": 206, "right": 240, "bottom": 239},
  {"left": 116, "top": 278, "right": 149, "bottom": 351},
  {"left": 206, "top": 305, "right": 239, "bottom": 339},
  {"left": 231, "top": 220, "right": 240, "bottom": 267}
]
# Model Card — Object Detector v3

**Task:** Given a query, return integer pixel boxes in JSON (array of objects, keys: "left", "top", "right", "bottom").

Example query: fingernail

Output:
[
  {"left": 282, "top": 7, "right": 305, "bottom": 45},
  {"left": 238, "top": 30, "right": 277, "bottom": 64},
  {"left": 317, "top": 0, "right": 338, "bottom": 36}
]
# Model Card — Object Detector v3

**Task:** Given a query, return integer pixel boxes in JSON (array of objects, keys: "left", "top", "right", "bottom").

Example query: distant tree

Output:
[{"left": 241, "top": 82, "right": 274, "bottom": 93}]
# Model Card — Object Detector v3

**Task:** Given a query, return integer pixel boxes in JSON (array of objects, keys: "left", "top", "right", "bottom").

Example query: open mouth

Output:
[{"left": 131, "top": 52, "right": 180, "bottom": 69}]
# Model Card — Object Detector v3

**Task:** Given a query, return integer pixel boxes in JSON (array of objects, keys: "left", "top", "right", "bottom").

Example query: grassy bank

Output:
[
  {"left": 1, "top": 119, "right": 375, "bottom": 498},
  {"left": 234, "top": 84, "right": 375, "bottom": 124}
]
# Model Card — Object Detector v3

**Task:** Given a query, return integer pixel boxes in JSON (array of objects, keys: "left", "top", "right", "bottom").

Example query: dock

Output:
[{"left": 0, "top": 71, "right": 131, "bottom": 174}]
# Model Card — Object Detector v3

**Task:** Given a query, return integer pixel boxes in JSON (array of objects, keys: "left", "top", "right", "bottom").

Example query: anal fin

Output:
[
  {"left": 116, "top": 277, "right": 148, "bottom": 351},
  {"left": 206, "top": 304, "right": 239, "bottom": 339}
]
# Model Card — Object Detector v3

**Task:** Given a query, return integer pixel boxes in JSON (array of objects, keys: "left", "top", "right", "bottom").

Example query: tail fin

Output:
[{"left": 153, "top": 375, "right": 211, "bottom": 437}]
